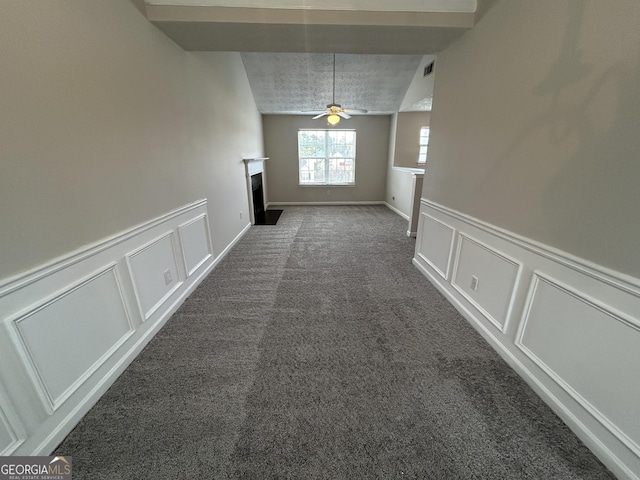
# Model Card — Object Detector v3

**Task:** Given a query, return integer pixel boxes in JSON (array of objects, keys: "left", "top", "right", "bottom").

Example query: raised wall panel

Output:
[
  {"left": 178, "top": 214, "right": 213, "bottom": 277},
  {"left": 0, "top": 421, "right": 16, "bottom": 455},
  {"left": 416, "top": 213, "right": 455, "bottom": 280},
  {"left": 9, "top": 266, "right": 134, "bottom": 412},
  {"left": 452, "top": 234, "right": 520, "bottom": 332},
  {"left": 127, "top": 232, "right": 182, "bottom": 320},
  {"left": 517, "top": 274, "right": 640, "bottom": 456},
  {"left": 0, "top": 199, "right": 225, "bottom": 456},
  {"left": 0, "top": 410, "right": 20, "bottom": 455},
  {"left": 413, "top": 199, "right": 640, "bottom": 479},
  {"left": 0, "top": 383, "right": 25, "bottom": 455}
]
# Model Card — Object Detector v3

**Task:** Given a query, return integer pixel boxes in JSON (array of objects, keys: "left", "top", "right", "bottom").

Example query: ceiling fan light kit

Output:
[
  {"left": 312, "top": 54, "right": 368, "bottom": 126},
  {"left": 327, "top": 113, "right": 341, "bottom": 125}
]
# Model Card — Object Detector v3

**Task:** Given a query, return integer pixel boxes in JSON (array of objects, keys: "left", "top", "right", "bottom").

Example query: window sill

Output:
[
  {"left": 392, "top": 167, "right": 424, "bottom": 174},
  {"left": 298, "top": 183, "right": 356, "bottom": 187}
]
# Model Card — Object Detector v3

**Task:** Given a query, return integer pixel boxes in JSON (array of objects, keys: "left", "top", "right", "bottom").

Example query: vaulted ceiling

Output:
[
  {"left": 140, "top": 0, "right": 483, "bottom": 114},
  {"left": 240, "top": 53, "right": 425, "bottom": 114}
]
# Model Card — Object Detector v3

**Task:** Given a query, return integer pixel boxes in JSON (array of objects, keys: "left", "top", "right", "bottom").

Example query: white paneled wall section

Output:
[
  {"left": 413, "top": 199, "right": 640, "bottom": 480},
  {"left": 0, "top": 199, "right": 246, "bottom": 456},
  {"left": 7, "top": 265, "right": 135, "bottom": 414},
  {"left": 126, "top": 233, "right": 183, "bottom": 321},
  {"left": 0, "top": 383, "right": 25, "bottom": 455}
]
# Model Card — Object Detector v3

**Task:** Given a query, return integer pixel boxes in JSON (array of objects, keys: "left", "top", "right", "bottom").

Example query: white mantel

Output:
[
  {"left": 244, "top": 157, "right": 269, "bottom": 177},
  {"left": 243, "top": 158, "right": 269, "bottom": 225}
]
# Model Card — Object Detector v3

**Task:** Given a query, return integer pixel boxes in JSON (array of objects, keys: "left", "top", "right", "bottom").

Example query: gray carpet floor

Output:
[{"left": 55, "top": 206, "right": 615, "bottom": 479}]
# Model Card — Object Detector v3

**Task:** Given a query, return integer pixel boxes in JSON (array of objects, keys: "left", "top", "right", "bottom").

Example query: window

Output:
[
  {"left": 418, "top": 126, "right": 429, "bottom": 164},
  {"left": 298, "top": 129, "right": 356, "bottom": 185}
]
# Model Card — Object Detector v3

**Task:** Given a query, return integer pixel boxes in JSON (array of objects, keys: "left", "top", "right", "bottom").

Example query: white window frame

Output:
[
  {"left": 297, "top": 129, "right": 356, "bottom": 186},
  {"left": 418, "top": 126, "right": 429, "bottom": 164}
]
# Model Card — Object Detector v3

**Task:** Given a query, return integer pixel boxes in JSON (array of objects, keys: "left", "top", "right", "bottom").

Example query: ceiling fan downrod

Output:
[{"left": 332, "top": 53, "right": 336, "bottom": 105}]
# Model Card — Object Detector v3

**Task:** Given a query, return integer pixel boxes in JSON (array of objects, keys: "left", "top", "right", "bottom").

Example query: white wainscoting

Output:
[
  {"left": 178, "top": 214, "right": 213, "bottom": 278},
  {"left": 517, "top": 273, "right": 640, "bottom": 458},
  {"left": 7, "top": 265, "right": 134, "bottom": 413},
  {"left": 0, "top": 412, "right": 19, "bottom": 456},
  {"left": 0, "top": 199, "right": 246, "bottom": 456},
  {"left": 416, "top": 213, "right": 455, "bottom": 280},
  {"left": 451, "top": 234, "right": 521, "bottom": 333},
  {"left": 0, "top": 382, "right": 25, "bottom": 455},
  {"left": 413, "top": 199, "right": 640, "bottom": 480},
  {"left": 126, "top": 233, "right": 182, "bottom": 321}
]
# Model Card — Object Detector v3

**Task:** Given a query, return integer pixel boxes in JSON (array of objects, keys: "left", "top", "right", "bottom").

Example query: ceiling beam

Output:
[{"left": 146, "top": 5, "right": 474, "bottom": 53}]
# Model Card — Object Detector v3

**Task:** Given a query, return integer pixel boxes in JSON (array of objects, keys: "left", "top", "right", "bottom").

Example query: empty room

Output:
[{"left": 1, "top": 1, "right": 639, "bottom": 479}]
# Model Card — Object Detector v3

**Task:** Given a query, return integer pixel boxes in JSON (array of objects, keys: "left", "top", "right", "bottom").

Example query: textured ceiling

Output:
[
  {"left": 145, "top": 2, "right": 475, "bottom": 54},
  {"left": 141, "top": 0, "right": 471, "bottom": 115},
  {"left": 241, "top": 53, "right": 424, "bottom": 114}
]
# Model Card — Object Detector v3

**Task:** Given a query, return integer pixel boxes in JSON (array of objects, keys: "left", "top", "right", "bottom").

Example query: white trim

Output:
[
  {"left": 7, "top": 264, "right": 135, "bottom": 413},
  {"left": 0, "top": 382, "right": 25, "bottom": 455},
  {"left": 421, "top": 198, "right": 640, "bottom": 294},
  {"left": 215, "top": 222, "right": 251, "bottom": 266},
  {"left": 412, "top": 257, "right": 638, "bottom": 480},
  {"left": 268, "top": 201, "right": 386, "bottom": 206},
  {"left": 0, "top": 410, "right": 22, "bottom": 455},
  {"left": 384, "top": 202, "right": 410, "bottom": 221},
  {"left": 450, "top": 233, "right": 522, "bottom": 333},
  {"left": 392, "top": 167, "right": 425, "bottom": 175},
  {"left": 0, "top": 199, "right": 253, "bottom": 457},
  {"left": 31, "top": 253, "right": 211, "bottom": 455},
  {"left": 516, "top": 272, "right": 640, "bottom": 458},
  {"left": 28, "top": 219, "right": 252, "bottom": 456},
  {"left": 413, "top": 200, "right": 640, "bottom": 480},
  {"left": 177, "top": 213, "right": 214, "bottom": 278},
  {"left": 297, "top": 129, "right": 357, "bottom": 186},
  {"left": 243, "top": 157, "right": 268, "bottom": 177},
  {"left": 125, "top": 232, "right": 184, "bottom": 321},
  {"left": 416, "top": 212, "right": 455, "bottom": 281},
  {"left": 0, "top": 200, "right": 208, "bottom": 297}
]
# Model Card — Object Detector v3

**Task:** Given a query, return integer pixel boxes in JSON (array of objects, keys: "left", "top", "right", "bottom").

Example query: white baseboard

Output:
[
  {"left": 267, "top": 201, "right": 386, "bottom": 206},
  {"left": 413, "top": 199, "right": 640, "bottom": 480},
  {"left": 384, "top": 202, "right": 410, "bottom": 221},
  {"left": 0, "top": 200, "right": 250, "bottom": 456}
]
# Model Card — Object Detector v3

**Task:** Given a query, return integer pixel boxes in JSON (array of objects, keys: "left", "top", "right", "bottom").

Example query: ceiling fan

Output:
[{"left": 312, "top": 54, "right": 368, "bottom": 125}]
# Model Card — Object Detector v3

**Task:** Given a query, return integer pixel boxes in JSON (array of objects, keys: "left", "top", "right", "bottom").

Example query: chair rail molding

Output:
[
  {"left": 0, "top": 198, "right": 248, "bottom": 456},
  {"left": 413, "top": 198, "right": 640, "bottom": 480}
]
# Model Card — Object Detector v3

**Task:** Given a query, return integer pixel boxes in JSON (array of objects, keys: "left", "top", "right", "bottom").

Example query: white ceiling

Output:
[
  {"left": 241, "top": 53, "right": 425, "bottom": 114},
  {"left": 142, "top": 0, "right": 478, "bottom": 115}
]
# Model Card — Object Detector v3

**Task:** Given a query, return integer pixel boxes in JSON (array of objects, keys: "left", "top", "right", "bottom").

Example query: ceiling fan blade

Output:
[
  {"left": 343, "top": 108, "right": 368, "bottom": 114},
  {"left": 338, "top": 112, "right": 351, "bottom": 119},
  {"left": 312, "top": 113, "right": 329, "bottom": 119}
]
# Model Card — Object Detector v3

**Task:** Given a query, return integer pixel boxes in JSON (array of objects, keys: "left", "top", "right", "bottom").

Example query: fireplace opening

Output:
[
  {"left": 251, "top": 173, "right": 282, "bottom": 225},
  {"left": 251, "top": 173, "right": 265, "bottom": 224}
]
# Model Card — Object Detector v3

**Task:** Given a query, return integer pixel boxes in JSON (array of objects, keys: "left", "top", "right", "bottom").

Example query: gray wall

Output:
[
  {"left": 424, "top": 0, "right": 640, "bottom": 278},
  {"left": 393, "top": 112, "right": 430, "bottom": 168},
  {"left": 399, "top": 55, "right": 436, "bottom": 111},
  {"left": 263, "top": 115, "right": 390, "bottom": 203},
  {"left": 385, "top": 168, "right": 414, "bottom": 218},
  {"left": 386, "top": 113, "right": 421, "bottom": 219},
  {"left": 0, "top": 1, "right": 263, "bottom": 280}
]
